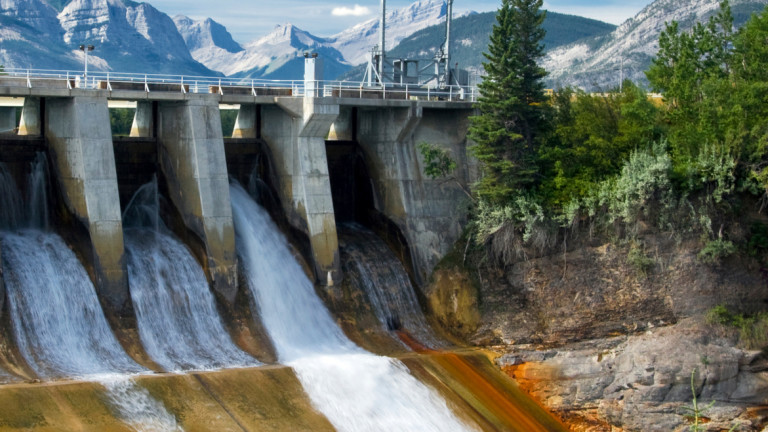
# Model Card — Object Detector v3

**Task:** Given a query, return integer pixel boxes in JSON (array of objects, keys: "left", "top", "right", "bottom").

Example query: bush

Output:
[
  {"left": 698, "top": 238, "right": 737, "bottom": 264},
  {"left": 707, "top": 305, "right": 768, "bottom": 350}
]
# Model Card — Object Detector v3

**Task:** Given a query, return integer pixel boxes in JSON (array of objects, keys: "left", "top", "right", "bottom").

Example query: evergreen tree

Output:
[{"left": 468, "top": 0, "right": 548, "bottom": 204}]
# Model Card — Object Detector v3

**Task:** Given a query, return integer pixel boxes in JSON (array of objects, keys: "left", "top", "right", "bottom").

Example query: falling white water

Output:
[
  {"left": 0, "top": 163, "right": 181, "bottom": 431},
  {"left": 123, "top": 180, "right": 257, "bottom": 372},
  {"left": 1, "top": 231, "right": 145, "bottom": 378},
  {"left": 101, "top": 375, "right": 183, "bottom": 432},
  {"left": 230, "top": 183, "right": 474, "bottom": 432},
  {"left": 340, "top": 224, "right": 443, "bottom": 348},
  {"left": 25, "top": 153, "right": 49, "bottom": 230}
]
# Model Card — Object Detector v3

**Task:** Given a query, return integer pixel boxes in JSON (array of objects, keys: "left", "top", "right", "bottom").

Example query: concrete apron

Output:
[{"left": 0, "top": 352, "right": 566, "bottom": 432}]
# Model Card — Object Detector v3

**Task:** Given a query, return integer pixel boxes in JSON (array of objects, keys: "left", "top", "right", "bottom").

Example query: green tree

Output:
[
  {"left": 538, "top": 82, "right": 662, "bottom": 206},
  {"left": 645, "top": 1, "right": 735, "bottom": 183},
  {"left": 730, "top": 6, "right": 768, "bottom": 196},
  {"left": 468, "top": 0, "right": 549, "bottom": 204}
]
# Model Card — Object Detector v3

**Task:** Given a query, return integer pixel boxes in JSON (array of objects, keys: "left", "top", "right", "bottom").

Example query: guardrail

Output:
[{"left": 0, "top": 68, "right": 477, "bottom": 102}]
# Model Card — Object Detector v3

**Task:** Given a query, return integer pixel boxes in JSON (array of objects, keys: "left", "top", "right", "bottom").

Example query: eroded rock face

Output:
[
  {"left": 472, "top": 235, "right": 767, "bottom": 347},
  {"left": 499, "top": 319, "right": 768, "bottom": 431}
]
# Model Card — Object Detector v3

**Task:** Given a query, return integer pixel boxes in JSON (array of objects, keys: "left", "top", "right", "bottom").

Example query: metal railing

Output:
[{"left": 0, "top": 68, "right": 477, "bottom": 102}]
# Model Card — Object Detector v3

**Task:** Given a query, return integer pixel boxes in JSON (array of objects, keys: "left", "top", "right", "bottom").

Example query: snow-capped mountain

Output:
[
  {"left": 174, "top": 0, "right": 451, "bottom": 80},
  {"left": 328, "top": 0, "right": 448, "bottom": 66},
  {"left": 58, "top": 0, "right": 215, "bottom": 74},
  {"left": 0, "top": 0, "right": 217, "bottom": 75},
  {"left": 543, "top": 0, "right": 768, "bottom": 90}
]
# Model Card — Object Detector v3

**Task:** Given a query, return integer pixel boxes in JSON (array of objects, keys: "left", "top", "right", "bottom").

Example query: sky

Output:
[{"left": 145, "top": 0, "right": 650, "bottom": 43}]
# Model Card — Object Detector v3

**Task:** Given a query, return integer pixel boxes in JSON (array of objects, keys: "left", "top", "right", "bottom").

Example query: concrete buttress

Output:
[
  {"left": 129, "top": 101, "right": 153, "bottom": 138},
  {"left": 262, "top": 97, "right": 342, "bottom": 285},
  {"left": 357, "top": 103, "right": 475, "bottom": 286},
  {"left": 18, "top": 97, "right": 40, "bottom": 136},
  {"left": 157, "top": 96, "right": 238, "bottom": 302},
  {"left": 232, "top": 104, "right": 257, "bottom": 138},
  {"left": 45, "top": 96, "right": 129, "bottom": 309}
]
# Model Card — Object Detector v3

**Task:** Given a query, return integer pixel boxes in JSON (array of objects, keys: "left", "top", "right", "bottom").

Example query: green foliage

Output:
[
  {"left": 417, "top": 142, "right": 457, "bottom": 179},
  {"left": 469, "top": 0, "right": 549, "bottom": 204},
  {"left": 109, "top": 108, "right": 134, "bottom": 136},
  {"left": 681, "top": 369, "right": 716, "bottom": 431},
  {"left": 698, "top": 238, "right": 737, "bottom": 263},
  {"left": 707, "top": 305, "right": 768, "bottom": 349},
  {"left": 539, "top": 82, "right": 663, "bottom": 207},
  {"left": 473, "top": 194, "right": 546, "bottom": 244}
]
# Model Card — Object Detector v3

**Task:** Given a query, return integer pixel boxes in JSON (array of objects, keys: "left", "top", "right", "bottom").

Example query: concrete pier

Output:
[
  {"left": 44, "top": 96, "right": 129, "bottom": 309},
  {"left": 232, "top": 104, "right": 258, "bottom": 139},
  {"left": 357, "top": 104, "right": 475, "bottom": 285},
  {"left": 0, "top": 107, "right": 15, "bottom": 133},
  {"left": 262, "top": 98, "right": 342, "bottom": 285},
  {"left": 129, "top": 101, "right": 153, "bottom": 137},
  {"left": 18, "top": 97, "right": 41, "bottom": 136},
  {"left": 157, "top": 96, "right": 238, "bottom": 302}
]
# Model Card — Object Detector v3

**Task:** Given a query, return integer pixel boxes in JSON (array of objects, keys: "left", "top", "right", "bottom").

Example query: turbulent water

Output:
[
  {"left": 102, "top": 376, "right": 183, "bottom": 432},
  {"left": 123, "top": 181, "right": 257, "bottom": 372},
  {"left": 231, "top": 183, "right": 474, "bottom": 432},
  {"left": 340, "top": 224, "right": 442, "bottom": 348},
  {"left": 2, "top": 233, "right": 145, "bottom": 379},
  {"left": 0, "top": 160, "right": 181, "bottom": 431}
]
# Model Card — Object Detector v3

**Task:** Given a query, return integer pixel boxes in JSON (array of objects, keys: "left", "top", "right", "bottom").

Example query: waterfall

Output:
[
  {"left": 231, "top": 183, "right": 474, "bottom": 432},
  {"left": 2, "top": 231, "right": 145, "bottom": 378},
  {"left": 0, "top": 161, "right": 181, "bottom": 431},
  {"left": 25, "top": 153, "right": 49, "bottom": 230},
  {"left": 1, "top": 156, "right": 142, "bottom": 378},
  {"left": 123, "top": 180, "right": 257, "bottom": 372},
  {"left": 340, "top": 224, "right": 442, "bottom": 348}
]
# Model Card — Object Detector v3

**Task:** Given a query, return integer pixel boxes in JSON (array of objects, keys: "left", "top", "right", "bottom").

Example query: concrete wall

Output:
[
  {"left": 261, "top": 98, "right": 342, "bottom": 285},
  {"left": 157, "top": 96, "right": 238, "bottom": 302},
  {"left": 356, "top": 103, "right": 475, "bottom": 286},
  {"left": 0, "top": 107, "right": 15, "bottom": 133},
  {"left": 45, "top": 96, "right": 129, "bottom": 310}
]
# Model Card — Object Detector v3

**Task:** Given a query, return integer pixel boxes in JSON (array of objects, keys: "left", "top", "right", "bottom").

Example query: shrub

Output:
[
  {"left": 698, "top": 238, "right": 737, "bottom": 264},
  {"left": 707, "top": 305, "right": 768, "bottom": 350}
]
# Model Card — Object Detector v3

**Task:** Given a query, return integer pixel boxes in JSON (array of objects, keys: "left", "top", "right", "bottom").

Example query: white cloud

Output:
[{"left": 331, "top": 4, "right": 371, "bottom": 17}]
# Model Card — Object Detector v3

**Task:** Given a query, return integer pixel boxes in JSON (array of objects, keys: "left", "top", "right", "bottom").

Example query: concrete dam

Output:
[{"left": 0, "top": 73, "right": 565, "bottom": 430}]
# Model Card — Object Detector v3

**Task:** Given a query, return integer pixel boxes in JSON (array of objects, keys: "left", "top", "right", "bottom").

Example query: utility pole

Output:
[{"left": 79, "top": 44, "right": 94, "bottom": 87}]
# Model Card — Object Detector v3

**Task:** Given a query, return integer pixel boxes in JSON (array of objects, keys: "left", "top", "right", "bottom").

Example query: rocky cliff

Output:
[{"left": 425, "top": 222, "right": 768, "bottom": 431}]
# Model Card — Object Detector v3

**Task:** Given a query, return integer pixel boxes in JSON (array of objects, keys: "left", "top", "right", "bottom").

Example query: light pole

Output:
[{"left": 79, "top": 44, "right": 94, "bottom": 87}]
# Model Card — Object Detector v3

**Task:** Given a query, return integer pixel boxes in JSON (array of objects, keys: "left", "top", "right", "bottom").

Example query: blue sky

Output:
[{"left": 146, "top": 0, "right": 650, "bottom": 43}]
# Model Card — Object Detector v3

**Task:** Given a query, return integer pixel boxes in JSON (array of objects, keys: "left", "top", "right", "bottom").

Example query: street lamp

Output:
[{"left": 79, "top": 44, "right": 94, "bottom": 86}]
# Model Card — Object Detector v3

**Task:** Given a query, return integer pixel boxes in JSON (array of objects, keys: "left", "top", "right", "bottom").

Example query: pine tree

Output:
[{"left": 468, "top": 0, "right": 548, "bottom": 204}]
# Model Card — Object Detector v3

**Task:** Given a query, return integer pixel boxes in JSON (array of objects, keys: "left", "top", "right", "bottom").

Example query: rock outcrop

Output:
[{"left": 499, "top": 319, "right": 768, "bottom": 431}]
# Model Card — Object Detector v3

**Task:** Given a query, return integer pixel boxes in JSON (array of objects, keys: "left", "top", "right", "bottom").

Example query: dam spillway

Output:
[{"left": 0, "top": 77, "right": 567, "bottom": 431}]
